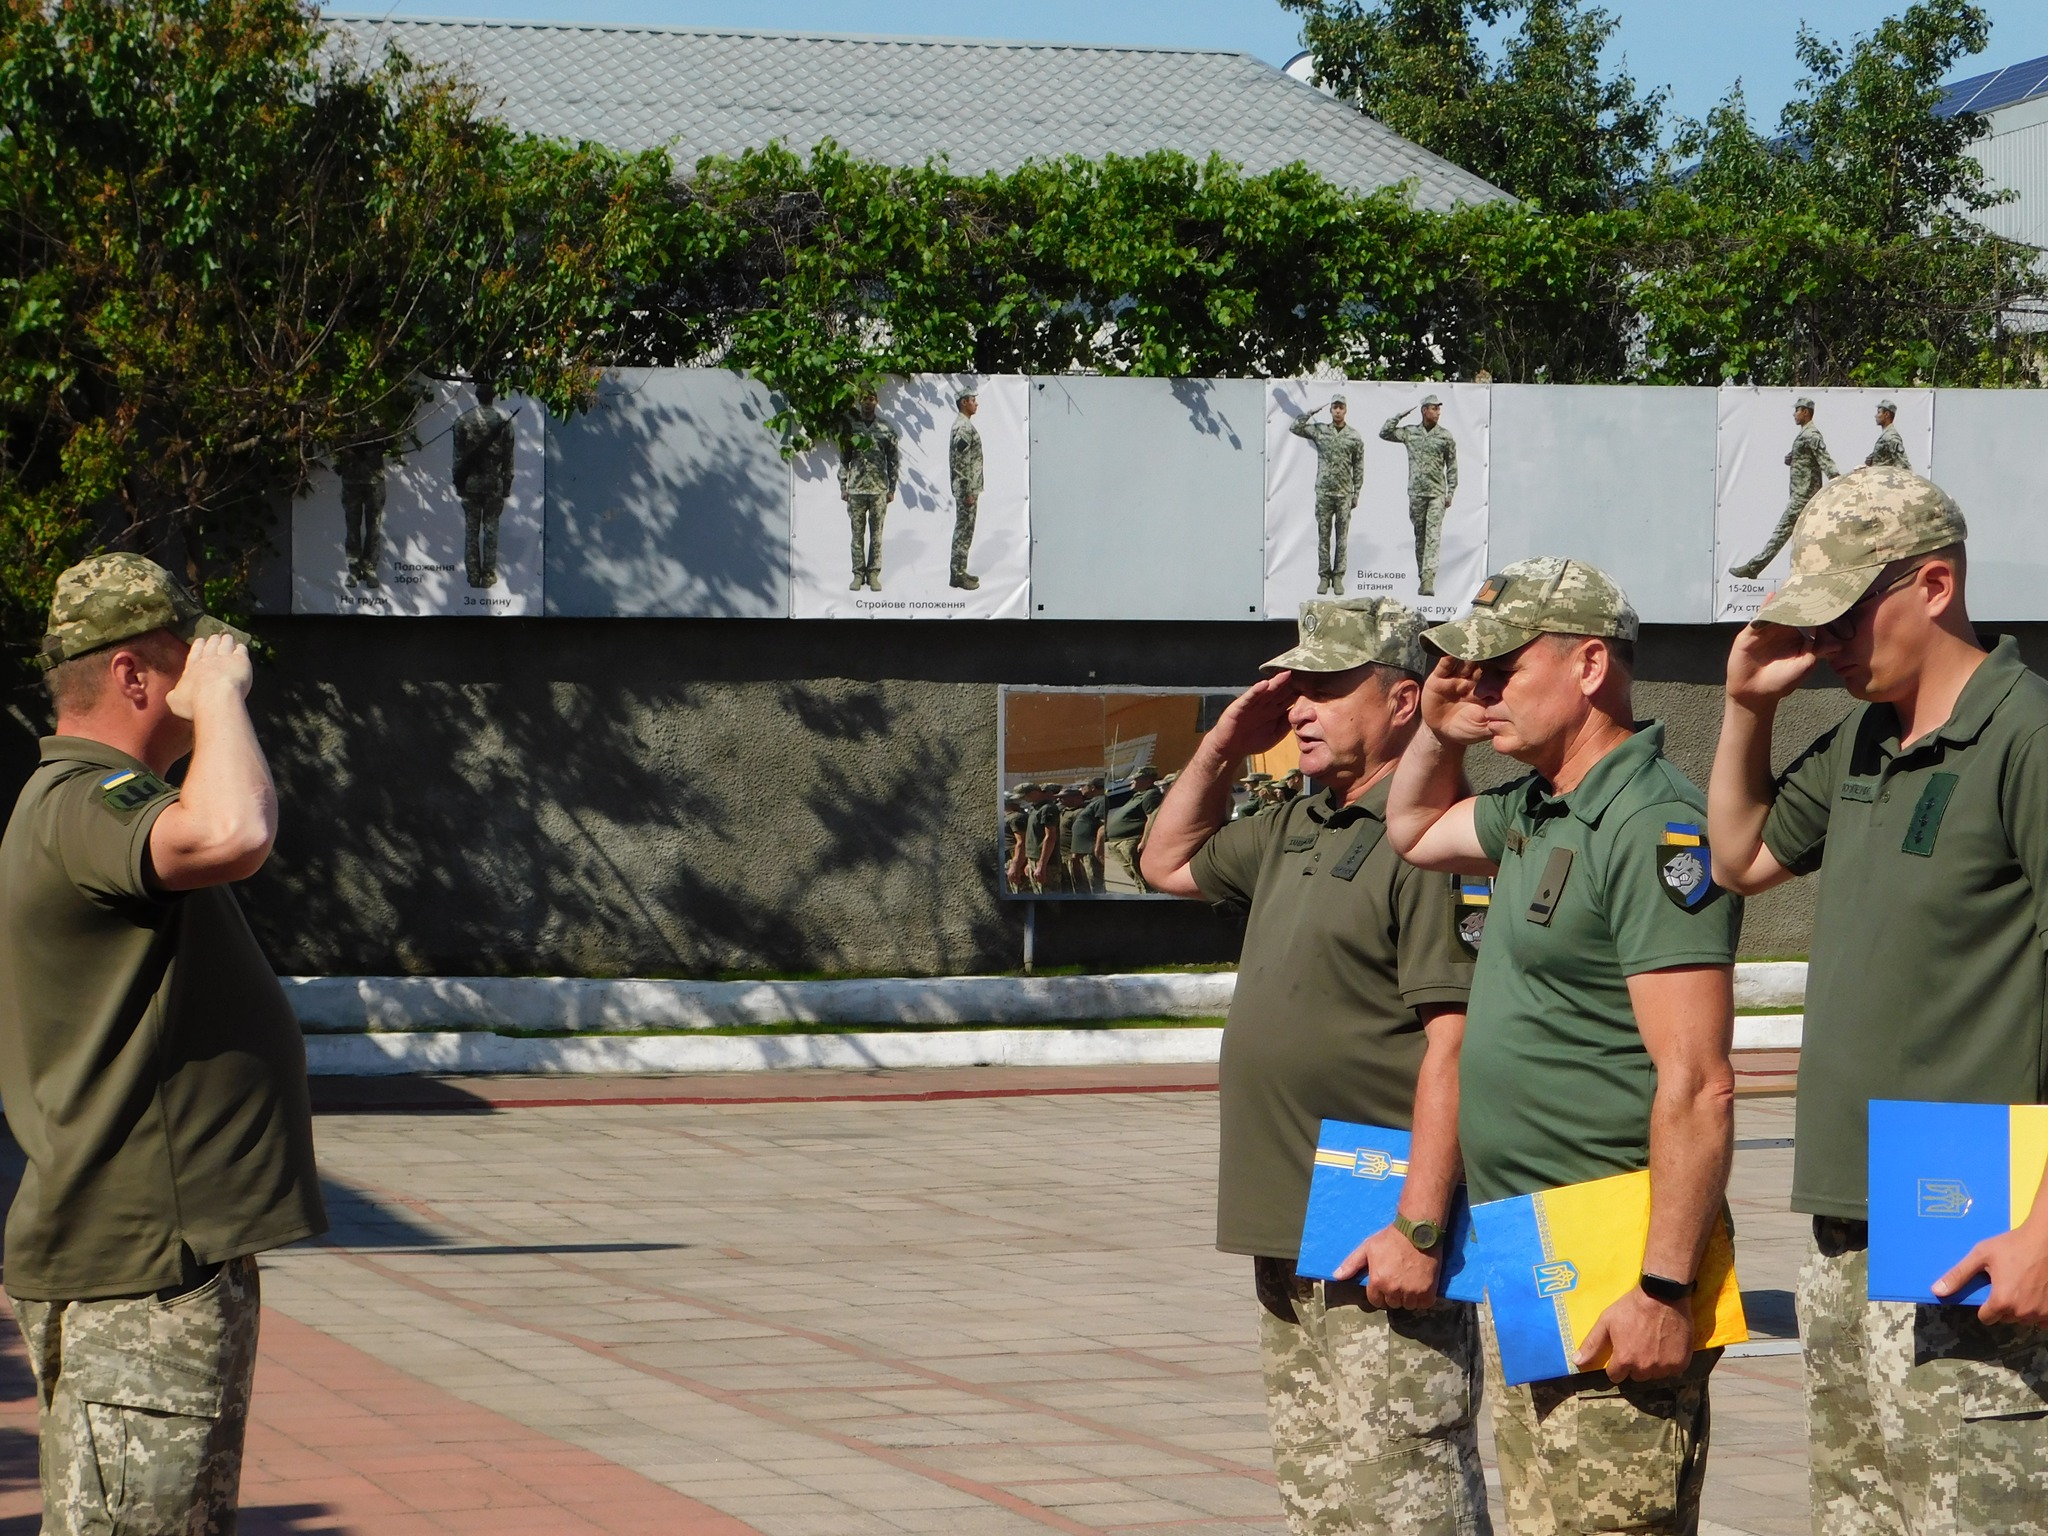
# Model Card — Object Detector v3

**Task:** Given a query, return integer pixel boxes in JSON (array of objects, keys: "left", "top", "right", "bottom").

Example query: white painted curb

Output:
[
  {"left": 305, "top": 1027, "right": 1228, "bottom": 1077},
  {"left": 286, "top": 964, "right": 1804, "bottom": 1034}
]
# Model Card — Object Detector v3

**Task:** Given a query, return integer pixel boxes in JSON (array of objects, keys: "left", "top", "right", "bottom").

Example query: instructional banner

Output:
[
  {"left": 1714, "top": 387, "right": 1933, "bottom": 622},
  {"left": 293, "top": 381, "right": 546, "bottom": 616},
  {"left": 790, "top": 374, "right": 1029, "bottom": 620},
  {"left": 1265, "top": 381, "right": 1489, "bottom": 624}
]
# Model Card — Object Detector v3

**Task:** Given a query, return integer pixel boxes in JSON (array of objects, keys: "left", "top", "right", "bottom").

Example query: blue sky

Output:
[{"left": 339, "top": 2, "right": 2048, "bottom": 131}]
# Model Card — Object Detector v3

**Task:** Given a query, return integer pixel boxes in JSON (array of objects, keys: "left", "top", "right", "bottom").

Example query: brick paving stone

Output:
[{"left": 0, "top": 1079, "right": 1814, "bottom": 1532}]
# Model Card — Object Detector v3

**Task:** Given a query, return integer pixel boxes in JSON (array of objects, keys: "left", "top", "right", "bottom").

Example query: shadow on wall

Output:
[
  {"left": 246, "top": 659, "right": 1014, "bottom": 977},
  {"left": 545, "top": 369, "right": 790, "bottom": 618}
]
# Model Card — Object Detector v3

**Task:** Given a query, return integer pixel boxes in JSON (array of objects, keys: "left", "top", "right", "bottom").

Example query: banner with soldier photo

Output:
[
  {"left": 1714, "top": 387, "right": 1934, "bottom": 622},
  {"left": 1264, "top": 381, "right": 1490, "bottom": 624},
  {"left": 292, "top": 380, "right": 546, "bottom": 615},
  {"left": 789, "top": 374, "right": 1029, "bottom": 620}
]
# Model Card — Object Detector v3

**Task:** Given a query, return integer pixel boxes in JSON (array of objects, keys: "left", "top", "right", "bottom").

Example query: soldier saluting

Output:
[
  {"left": 1381, "top": 394, "right": 1458, "bottom": 597},
  {"left": 1291, "top": 396, "right": 1365, "bottom": 595}
]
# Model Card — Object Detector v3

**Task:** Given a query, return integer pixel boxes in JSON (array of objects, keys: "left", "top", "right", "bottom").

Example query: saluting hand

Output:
[
  {"left": 1725, "top": 622, "right": 1818, "bottom": 709},
  {"left": 164, "top": 632, "right": 253, "bottom": 721},
  {"left": 1420, "top": 658, "right": 1489, "bottom": 747},
  {"left": 1205, "top": 673, "right": 1299, "bottom": 760}
]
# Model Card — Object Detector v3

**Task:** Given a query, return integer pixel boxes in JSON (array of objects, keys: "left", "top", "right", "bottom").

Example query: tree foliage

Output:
[
  {"left": 0, "top": 0, "right": 2041, "bottom": 670},
  {"left": 1279, "top": 0, "right": 1664, "bottom": 213},
  {"left": 0, "top": 0, "right": 678, "bottom": 648}
]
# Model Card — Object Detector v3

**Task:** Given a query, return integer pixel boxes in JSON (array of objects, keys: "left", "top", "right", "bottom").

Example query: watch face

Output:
[{"left": 1407, "top": 1219, "right": 1442, "bottom": 1250}]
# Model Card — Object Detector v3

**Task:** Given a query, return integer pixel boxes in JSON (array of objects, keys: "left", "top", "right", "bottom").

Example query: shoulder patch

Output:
[
  {"left": 98, "top": 768, "right": 174, "bottom": 819},
  {"left": 1452, "top": 874, "right": 1492, "bottom": 957},
  {"left": 1656, "top": 821, "right": 1715, "bottom": 910}
]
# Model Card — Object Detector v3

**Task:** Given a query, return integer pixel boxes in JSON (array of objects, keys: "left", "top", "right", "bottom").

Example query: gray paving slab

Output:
[{"left": 258, "top": 1090, "right": 1810, "bottom": 1533}]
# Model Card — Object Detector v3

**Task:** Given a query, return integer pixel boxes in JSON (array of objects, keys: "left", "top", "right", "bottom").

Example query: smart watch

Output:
[
  {"left": 1394, "top": 1213, "right": 1444, "bottom": 1254},
  {"left": 1638, "top": 1270, "right": 1697, "bottom": 1304}
]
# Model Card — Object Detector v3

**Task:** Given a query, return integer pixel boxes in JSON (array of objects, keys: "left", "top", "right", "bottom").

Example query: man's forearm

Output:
[
  {"left": 1642, "top": 1071, "right": 1734, "bottom": 1283},
  {"left": 1398, "top": 1011, "right": 1465, "bottom": 1227},
  {"left": 1387, "top": 728, "right": 1468, "bottom": 855},
  {"left": 1707, "top": 697, "right": 1779, "bottom": 885}
]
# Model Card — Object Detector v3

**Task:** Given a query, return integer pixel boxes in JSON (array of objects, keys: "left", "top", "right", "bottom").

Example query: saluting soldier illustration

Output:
[
  {"left": 1380, "top": 394, "right": 1458, "bottom": 597},
  {"left": 1290, "top": 396, "right": 1365, "bottom": 595}
]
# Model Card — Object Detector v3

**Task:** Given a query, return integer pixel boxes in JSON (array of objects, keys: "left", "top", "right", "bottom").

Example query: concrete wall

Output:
[{"left": 151, "top": 614, "right": 1977, "bottom": 977}]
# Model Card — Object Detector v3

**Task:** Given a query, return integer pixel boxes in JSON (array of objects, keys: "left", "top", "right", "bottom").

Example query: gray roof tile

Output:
[{"left": 327, "top": 16, "right": 1507, "bottom": 211}]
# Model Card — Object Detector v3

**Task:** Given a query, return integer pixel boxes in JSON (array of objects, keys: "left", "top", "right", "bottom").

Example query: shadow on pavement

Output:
[{"left": 1743, "top": 1287, "right": 1798, "bottom": 1339}]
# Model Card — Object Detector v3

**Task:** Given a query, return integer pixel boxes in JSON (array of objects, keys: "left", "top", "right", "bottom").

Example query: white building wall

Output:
[{"left": 1968, "top": 93, "right": 2048, "bottom": 246}]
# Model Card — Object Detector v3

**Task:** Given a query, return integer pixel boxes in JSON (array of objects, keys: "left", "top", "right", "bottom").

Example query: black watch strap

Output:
[{"left": 1638, "top": 1270, "right": 1697, "bottom": 1304}]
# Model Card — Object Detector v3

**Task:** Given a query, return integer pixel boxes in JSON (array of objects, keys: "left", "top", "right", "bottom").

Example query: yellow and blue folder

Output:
[
  {"left": 1296, "top": 1120, "right": 1483, "bottom": 1301},
  {"left": 1471, "top": 1169, "right": 1747, "bottom": 1385},
  {"left": 1868, "top": 1100, "right": 2048, "bottom": 1304}
]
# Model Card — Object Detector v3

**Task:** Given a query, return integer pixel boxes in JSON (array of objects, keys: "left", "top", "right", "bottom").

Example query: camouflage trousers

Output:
[
  {"left": 1255, "top": 1257, "right": 1490, "bottom": 1535},
  {"left": 1315, "top": 492, "right": 1353, "bottom": 585},
  {"left": 461, "top": 491, "right": 503, "bottom": 588},
  {"left": 1067, "top": 853, "right": 1104, "bottom": 893},
  {"left": 1480, "top": 1303, "right": 1711, "bottom": 1535},
  {"left": 10, "top": 1256, "right": 261, "bottom": 1536},
  {"left": 1798, "top": 1233, "right": 2048, "bottom": 1534},
  {"left": 341, "top": 479, "right": 385, "bottom": 575},
  {"left": 847, "top": 492, "right": 888, "bottom": 584},
  {"left": 950, "top": 487, "right": 977, "bottom": 577},
  {"left": 1408, "top": 493, "right": 1448, "bottom": 596}
]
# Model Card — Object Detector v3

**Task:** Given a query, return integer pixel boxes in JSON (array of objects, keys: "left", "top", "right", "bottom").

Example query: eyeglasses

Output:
[{"left": 1804, "top": 561, "right": 1928, "bottom": 644}]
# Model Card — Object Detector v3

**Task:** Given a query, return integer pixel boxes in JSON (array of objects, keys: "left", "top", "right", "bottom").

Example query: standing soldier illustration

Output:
[
  {"left": 1291, "top": 396, "right": 1365, "bottom": 595},
  {"left": 338, "top": 441, "right": 386, "bottom": 589},
  {"left": 1865, "top": 398, "right": 1910, "bottom": 469},
  {"left": 949, "top": 388, "right": 983, "bottom": 591},
  {"left": 452, "top": 378, "right": 516, "bottom": 589},
  {"left": 1380, "top": 394, "right": 1458, "bottom": 597},
  {"left": 837, "top": 392, "right": 901, "bottom": 592},
  {"left": 1729, "top": 395, "right": 1838, "bottom": 579}
]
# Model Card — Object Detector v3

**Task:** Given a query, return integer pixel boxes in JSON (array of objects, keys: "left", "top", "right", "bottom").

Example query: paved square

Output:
[{"left": 0, "top": 1083, "right": 1809, "bottom": 1533}]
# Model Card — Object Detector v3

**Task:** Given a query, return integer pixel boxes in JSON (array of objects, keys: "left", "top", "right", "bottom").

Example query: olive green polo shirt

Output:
[
  {"left": 1071, "top": 795, "right": 1108, "bottom": 848},
  {"left": 1763, "top": 637, "right": 2048, "bottom": 1219},
  {"left": 1462, "top": 725, "right": 1742, "bottom": 1204},
  {"left": 1192, "top": 779, "right": 1474, "bottom": 1258},
  {"left": 0, "top": 738, "right": 326, "bottom": 1300},
  {"left": 1107, "top": 786, "right": 1162, "bottom": 842}
]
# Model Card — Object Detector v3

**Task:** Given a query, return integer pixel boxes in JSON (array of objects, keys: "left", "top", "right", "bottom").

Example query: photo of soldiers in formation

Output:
[
  {"left": 1381, "top": 394, "right": 1458, "bottom": 597},
  {"left": 1729, "top": 395, "right": 1838, "bottom": 579},
  {"left": 1290, "top": 397, "right": 1364, "bottom": 594},
  {"left": 452, "top": 378, "right": 516, "bottom": 589},
  {"left": 836, "top": 391, "right": 901, "bottom": 592}
]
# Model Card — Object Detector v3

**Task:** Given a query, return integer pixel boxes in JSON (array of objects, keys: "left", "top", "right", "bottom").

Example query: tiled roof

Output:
[
  {"left": 326, "top": 16, "right": 1508, "bottom": 211},
  {"left": 1940, "top": 53, "right": 2048, "bottom": 118}
]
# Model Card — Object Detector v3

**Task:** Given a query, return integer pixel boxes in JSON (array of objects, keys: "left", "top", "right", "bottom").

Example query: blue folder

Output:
[
  {"left": 1868, "top": 1099, "right": 2048, "bottom": 1305},
  {"left": 1296, "top": 1119, "right": 1482, "bottom": 1301}
]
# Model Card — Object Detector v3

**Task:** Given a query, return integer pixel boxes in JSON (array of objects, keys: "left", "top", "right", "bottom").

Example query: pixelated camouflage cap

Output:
[
  {"left": 1132, "top": 764, "right": 1160, "bottom": 779},
  {"left": 1753, "top": 464, "right": 1968, "bottom": 627},
  {"left": 1420, "top": 393, "right": 1443, "bottom": 407},
  {"left": 1262, "top": 597, "right": 1430, "bottom": 676},
  {"left": 1877, "top": 399, "right": 1899, "bottom": 414},
  {"left": 1330, "top": 393, "right": 1347, "bottom": 406},
  {"left": 1422, "top": 558, "right": 1638, "bottom": 662},
  {"left": 39, "top": 553, "right": 248, "bottom": 670},
  {"left": 1794, "top": 396, "right": 1816, "bottom": 411}
]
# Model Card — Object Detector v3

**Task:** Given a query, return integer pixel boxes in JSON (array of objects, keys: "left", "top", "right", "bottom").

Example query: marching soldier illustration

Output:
[
  {"left": 452, "top": 379, "right": 516, "bottom": 589},
  {"left": 1380, "top": 394, "right": 1458, "bottom": 596},
  {"left": 1729, "top": 395, "right": 1838, "bottom": 579},
  {"left": 837, "top": 392, "right": 901, "bottom": 592},
  {"left": 1865, "top": 399, "right": 1910, "bottom": 470},
  {"left": 1290, "top": 396, "right": 1364, "bottom": 595},
  {"left": 949, "top": 388, "right": 983, "bottom": 591},
  {"left": 338, "top": 441, "right": 387, "bottom": 588}
]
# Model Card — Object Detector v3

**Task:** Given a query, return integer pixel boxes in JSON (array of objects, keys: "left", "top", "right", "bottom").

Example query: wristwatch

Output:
[
  {"left": 1638, "top": 1270, "right": 1697, "bottom": 1304},
  {"left": 1394, "top": 1213, "right": 1444, "bottom": 1254}
]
